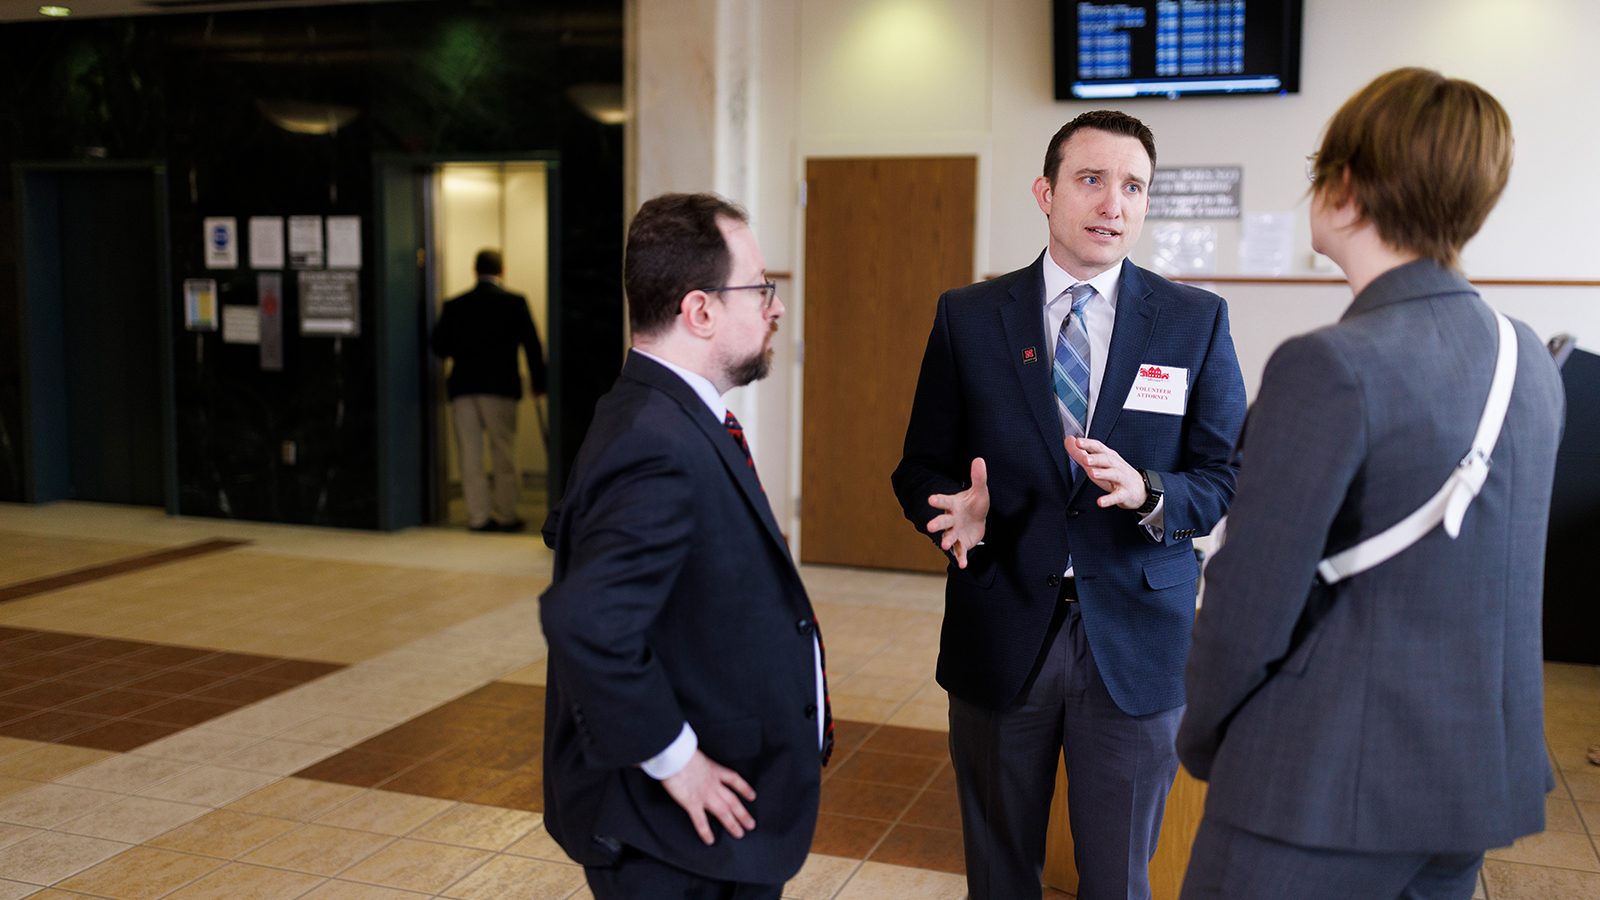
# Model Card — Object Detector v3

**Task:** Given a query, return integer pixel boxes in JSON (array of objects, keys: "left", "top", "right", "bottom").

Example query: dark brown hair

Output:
[
  {"left": 473, "top": 248, "right": 504, "bottom": 276},
  {"left": 624, "top": 193, "right": 749, "bottom": 338},
  {"left": 1043, "top": 110, "right": 1157, "bottom": 184},
  {"left": 1312, "top": 67, "right": 1512, "bottom": 268}
]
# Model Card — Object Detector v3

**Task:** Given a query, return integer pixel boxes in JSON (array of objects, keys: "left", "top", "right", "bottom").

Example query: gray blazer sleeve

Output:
[{"left": 1177, "top": 331, "right": 1366, "bottom": 780}]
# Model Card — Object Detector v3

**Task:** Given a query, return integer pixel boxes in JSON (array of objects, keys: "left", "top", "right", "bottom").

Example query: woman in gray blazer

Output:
[{"left": 1177, "top": 68, "right": 1566, "bottom": 900}]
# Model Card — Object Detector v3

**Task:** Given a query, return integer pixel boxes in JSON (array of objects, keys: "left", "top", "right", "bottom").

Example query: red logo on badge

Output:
[
  {"left": 1139, "top": 365, "right": 1169, "bottom": 380},
  {"left": 1022, "top": 347, "right": 1037, "bottom": 363}
]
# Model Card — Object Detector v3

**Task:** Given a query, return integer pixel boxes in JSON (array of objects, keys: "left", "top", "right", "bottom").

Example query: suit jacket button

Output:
[
  {"left": 1065, "top": 508, "right": 1080, "bottom": 519},
  {"left": 1046, "top": 575, "right": 1061, "bottom": 587},
  {"left": 797, "top": 618, "right": 814, "bottom": 636},
  {"left": 804, "top": 703, "right": 817, "bottom": 719}
]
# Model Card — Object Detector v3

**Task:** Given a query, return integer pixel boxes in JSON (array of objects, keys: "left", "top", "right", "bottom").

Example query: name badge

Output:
[{"left": 1123, "top": 364, "right": 1188, "bottom": 416}]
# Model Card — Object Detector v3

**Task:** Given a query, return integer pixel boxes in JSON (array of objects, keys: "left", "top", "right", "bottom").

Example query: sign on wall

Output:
[
  {"left": 1148, "top": 167, "right": 1242, "bottom": 219},
  {"left": 203, "top": 217, "right": 237, "bottom": 268},
  {"left": 299, "top": 269, "right": 359, "bottom": 336}
]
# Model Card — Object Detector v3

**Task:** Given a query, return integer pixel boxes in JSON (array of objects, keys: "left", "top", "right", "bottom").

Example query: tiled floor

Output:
[
  {"left": 0, "top": 627, "right": 343, "bottom": 752},
  {"left": 0, "top": 501, "right": 1594, "bottom": 899}
]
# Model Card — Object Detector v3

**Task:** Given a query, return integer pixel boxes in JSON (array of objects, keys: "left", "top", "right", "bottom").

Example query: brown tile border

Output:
[
  {"left": 0, "top": 626, "right": 344, "bottom": 752},
  {"left": 294, "top": 681, "right": 968, "bottom": 874},
  {"left": 0, "top": 538, "right": 250, "bottom": 604}
]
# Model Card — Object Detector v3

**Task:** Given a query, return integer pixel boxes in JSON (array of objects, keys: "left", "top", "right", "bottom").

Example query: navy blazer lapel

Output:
[
  {"left": 622, "top": 352, "right": 796, "bottom": 566},
  {"left": 1001, "top": 255, "right": 1076, "bottom": 491},
  {"left": 1088, "top": 260, "right": 1158, "bottom": 447}
]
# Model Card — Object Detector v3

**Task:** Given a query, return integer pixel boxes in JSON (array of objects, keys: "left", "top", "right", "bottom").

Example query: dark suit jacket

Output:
[
  {"left": 431, "top": 280, "right": 547, "bottom": 399},
  {"left": 1178, "top": 260, "right": 1564, "bottom": 852},
  {"left": 540, "top": 351, "right": 821, "bottom": 883},
  {"left": 892, "top": 255, "right": 1247, "bottom": 716}
]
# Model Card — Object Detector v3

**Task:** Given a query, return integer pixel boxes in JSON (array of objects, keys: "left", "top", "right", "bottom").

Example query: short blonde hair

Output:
[{"left": 1312, "top": 68, "right": 1512, "bottom": 268}]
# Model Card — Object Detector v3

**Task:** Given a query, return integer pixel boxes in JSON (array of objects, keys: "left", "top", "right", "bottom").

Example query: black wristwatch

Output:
[{"left": 1135, "top": 469, "right": 1163, "bottom": 516}]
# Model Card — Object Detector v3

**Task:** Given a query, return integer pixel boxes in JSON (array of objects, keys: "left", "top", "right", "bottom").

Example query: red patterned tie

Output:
[{"left": 723, "top": 411, "right": 763, "bottom": 492}]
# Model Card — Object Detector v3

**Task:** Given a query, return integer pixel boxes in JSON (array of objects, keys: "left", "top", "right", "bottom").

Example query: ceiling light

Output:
[{"left": 39, "top": 6, "right": 71, "bottom": 16}]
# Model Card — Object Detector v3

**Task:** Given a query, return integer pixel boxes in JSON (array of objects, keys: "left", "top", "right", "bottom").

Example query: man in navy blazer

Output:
[
  {"left": 542, "top": 194, "right": 825, "bottom": 899},
  {"left": 893, "top": 111, "right": 1246, "bottom": 900}
]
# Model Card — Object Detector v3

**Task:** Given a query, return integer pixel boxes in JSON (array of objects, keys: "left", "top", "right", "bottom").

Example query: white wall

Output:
[{"left": 634, "top": 0, "right": 1600, "bottom": 553}]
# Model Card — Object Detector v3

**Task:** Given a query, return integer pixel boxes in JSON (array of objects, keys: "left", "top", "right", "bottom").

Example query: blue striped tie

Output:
[{"left": 1053, "top": 283, "right": 1094, "bottom": 445}]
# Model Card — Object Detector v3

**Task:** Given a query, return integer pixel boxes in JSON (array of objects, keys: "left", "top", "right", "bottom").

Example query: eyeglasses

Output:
[
  {"left": 701, "top": 282, "right": 779, "bottom": 311},
  {"left": 1305, "top": 153, "right": 1318, "bottom": 183}
]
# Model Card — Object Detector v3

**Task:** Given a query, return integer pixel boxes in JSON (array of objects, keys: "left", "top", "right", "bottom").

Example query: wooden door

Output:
[{"left": 801, "top": 156, "right": 976, "bottom": 572}]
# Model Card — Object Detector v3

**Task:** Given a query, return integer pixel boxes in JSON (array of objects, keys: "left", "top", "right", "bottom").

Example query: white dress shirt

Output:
[
  {"left": 629, "top": 348, "right": 826, "bottom": 779},
  {"left": 1038, "top": 254, "right": 1165, "bottom": 567}
]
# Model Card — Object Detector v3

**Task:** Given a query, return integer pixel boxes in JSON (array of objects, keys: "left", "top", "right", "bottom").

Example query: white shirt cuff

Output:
[
  {"left": 1139, "top": 495, "right": 1166, "bottom": 542},
  {"left": 640, "top": 722, "right": 698, "bottom": 780}
]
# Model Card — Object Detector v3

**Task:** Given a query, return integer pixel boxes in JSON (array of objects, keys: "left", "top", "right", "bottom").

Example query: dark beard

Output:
[{"left": 727, "top": 345, "right": 774, "bottom": 387}]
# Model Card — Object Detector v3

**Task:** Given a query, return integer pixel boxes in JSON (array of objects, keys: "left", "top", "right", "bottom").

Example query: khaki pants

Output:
[{"left": 451, "top": 395, "right": 519, "bottom": 527}]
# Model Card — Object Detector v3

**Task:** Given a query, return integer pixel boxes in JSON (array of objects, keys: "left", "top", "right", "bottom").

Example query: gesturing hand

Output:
[
  {"left": 660, "top": 749, "right": 757, "bottom": 845},
  {"left": 926, "top": 457, "right": 990, "bottom": 568},
  {"left": 1065, "top": 437, "right": 1148, "bottom": 510}
]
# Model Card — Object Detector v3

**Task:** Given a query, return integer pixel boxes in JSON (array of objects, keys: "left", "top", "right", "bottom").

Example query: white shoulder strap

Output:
[{"left": 1315, "top": 310, "right": 1519, "bottom": 584}]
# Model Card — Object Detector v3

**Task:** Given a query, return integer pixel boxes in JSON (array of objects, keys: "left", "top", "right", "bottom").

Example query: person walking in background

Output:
[
  {"left": 1177, "top": 68, "right": 1565, "bottom": 900},
  {"left": 540, "top": 193, "right": 826, "bottom": 899},
  {"left": 431, "top": 248, "right": 547, "bottom": 533},
  {"left": 892, "top": 110, "right": 1246, "bottom": 900}
]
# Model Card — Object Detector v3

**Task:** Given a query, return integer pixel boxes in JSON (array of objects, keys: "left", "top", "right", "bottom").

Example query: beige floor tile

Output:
[
  {"left": 0, "top": 879, "right": 42, "bottom": 900},
  {"left": 134, "top": 728, "right": 261, "bottom": 764},
  {"left": 1485, "top": 830, "right": 1600, "bottom": 871},
  {"left": 885, "top": 701, "right": 950, "bottom": 732},
  {"left": 832, "top": 860, "right": 968, "bottom": 900},
  {"left": 503, "top": 826, "right": 577, "bottom": 864},
  {"left": 0, "top": 782, "right": 119, "bottom": 828},
  {"left": 783, "top": 853, "right": 861, "bottom": 900},
  {"left": 0, "top": 744, "right": 115, "bottom": 782},
  {"left": 0, "top": 738, "right": 43, "bottom": 760},
  {"left": 57, "top": 845, "right": 226, "bottom": 900},
  {"left": 1482, "top": 858, "right": 1600, "bottom": 899},
  {"left": 161, "top": 861, "right": 325, "bottom": 900},
  {"left": 59, "top": 795, "right": 210, "bottom": 844},
  {"left": 299, "top": 882, "right": 433, "bottom": 900},
  {"left": 314, "top": 790, "right": 455, "bottom": 836},
  {"left": 227, "top": 778, "right": 365, "bottom": 822},
  {"left": 831, "top": 695, "right": 899, "bottom": 724},
  {"left": 201, "top": 705, "right": 323, "bottom": 740},
  {"left": 240, "top": 824, "right": 394, "bottom": 876},
  {"left": 0, "top": 777, "right": 36, "bottom": 801},
  {"left": 835, "top": 674, "right": 926, "bottom": 704},
  {"left": 57, "top": 754, "right": 195, "bottom": 794},
  {"left": 275, "top": 715, "right": 392, "bottom": 748},
  {"left": 855, "top": 651, "right": 937, "bottom": 681},
  {"left": 1550, "top": 743, "right": 1600, "bottom": 773},
  {"left": 1577, "top": 800, "right": 1600, "bottom": 832},
  {"left": 0, "top": 830, "right": 129, "bottom": 885},
  {"left": 0, "top": 823, "right": 41, "bottom": 851},
  {"left": 137, "top": 765, "right": 277, "bottom": 808},
  {"left": 147, "top": 809, "right": 300, "bottom": 859},
  {"left": 338, "top": 838, "right": 492, "bottom": 893},
  {"left": 441, "top": 854, "right": 585, "bottom": 900},
  {"left": 407, "top": 802, "right": 541, "bottom": 851},
  {"left": 498, "top": 663, "right": 545, "bottom": 686},
  {"left": 1563, "top": 769, "right": 1600, "bottom": 803},
  {"left": 1547, "top": 796, "right": 1587, "bottom": 834},
  {"left": 213, "top": 738, "right": 337, "bottom": 776}
]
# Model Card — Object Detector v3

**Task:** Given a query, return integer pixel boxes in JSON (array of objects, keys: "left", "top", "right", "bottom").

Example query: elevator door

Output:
[{"left": 428, "top": 161, "right": 552, "bottom": 527}]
